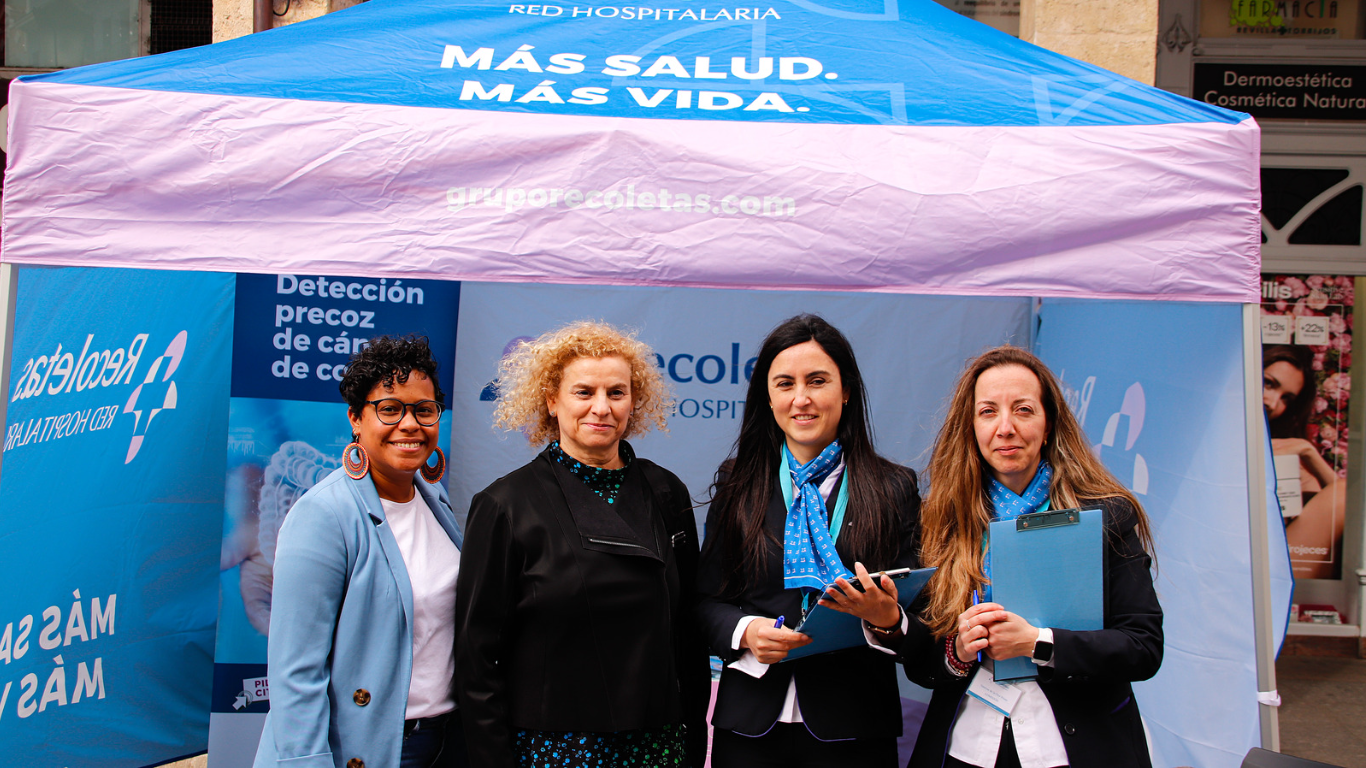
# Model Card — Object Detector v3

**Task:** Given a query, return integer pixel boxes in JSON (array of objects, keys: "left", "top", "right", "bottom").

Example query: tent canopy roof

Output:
[
  {"left": 32, "top": 0, "right": 1241, "bottom": 128},
  {"left": 3, "top": 0, "right": 1260, "bottom": 302}
]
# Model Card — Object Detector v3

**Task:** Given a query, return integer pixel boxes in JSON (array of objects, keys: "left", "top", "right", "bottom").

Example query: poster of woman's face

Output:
[{"left": 1261, "top": 273, "right": 1353, "bottom": 581}]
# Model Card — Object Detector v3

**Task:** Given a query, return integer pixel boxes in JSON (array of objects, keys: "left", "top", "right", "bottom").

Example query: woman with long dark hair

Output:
[{"left": 696, "top": 314, "right": 921, "bottom": 767}]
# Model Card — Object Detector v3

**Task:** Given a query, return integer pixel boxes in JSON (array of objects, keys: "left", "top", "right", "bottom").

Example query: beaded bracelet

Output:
[{"left": 945, "top": 634, "right": 973, "bottom": 676}]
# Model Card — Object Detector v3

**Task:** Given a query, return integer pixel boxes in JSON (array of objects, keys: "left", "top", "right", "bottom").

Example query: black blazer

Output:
[
  {"left": 900, "top": 497, "right": 1162, "bottom": 768},
  {"left": 454, "top": 445, "right": 711, "bottom": 768},
  {"left": 696, "top": 463, "right": 921, "bottom": 740}
]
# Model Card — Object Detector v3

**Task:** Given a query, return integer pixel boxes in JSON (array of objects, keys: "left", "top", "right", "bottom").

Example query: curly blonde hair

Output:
[{"left": 493, "top": 320, "right": 673, "bottom": 445}]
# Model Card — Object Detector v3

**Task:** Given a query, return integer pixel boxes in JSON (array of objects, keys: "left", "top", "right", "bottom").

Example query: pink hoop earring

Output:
[
  {"left": 343, "top": 442, "right": 370, "bottom": 480},
  {"left": 421, "top": 447, "right": 446, "bottom": 484}
]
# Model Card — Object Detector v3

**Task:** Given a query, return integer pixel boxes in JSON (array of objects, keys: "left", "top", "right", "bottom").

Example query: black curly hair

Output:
[{"left": 339, "top": 335, "right": 446, "bottom": 419}]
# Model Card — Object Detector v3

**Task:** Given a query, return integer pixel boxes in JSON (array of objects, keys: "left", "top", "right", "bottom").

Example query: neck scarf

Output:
[
  {"left": 982, "top": 461, "right": 1052, "bottom": 602},
  {"left": 782, "top": 441, "right": 854, "bottom": 592}
]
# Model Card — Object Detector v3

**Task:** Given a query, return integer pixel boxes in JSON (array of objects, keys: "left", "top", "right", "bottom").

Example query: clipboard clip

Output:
[{"left": 1016, "top": 508, "right": 1080, "bottom": 532}]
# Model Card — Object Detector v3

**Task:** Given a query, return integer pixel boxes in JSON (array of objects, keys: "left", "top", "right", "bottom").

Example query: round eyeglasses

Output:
[{"left": 366, "top": 398, "right": 444, "bottom": 426}]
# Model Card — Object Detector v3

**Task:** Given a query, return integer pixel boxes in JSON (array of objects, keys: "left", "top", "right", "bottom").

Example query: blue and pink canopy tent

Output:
[
  {"left": 0, "top": 0, "right": 1285, "bottom": 764},
  {"left": 4, "top": 0, "right": 1258, "bottom": 298}
]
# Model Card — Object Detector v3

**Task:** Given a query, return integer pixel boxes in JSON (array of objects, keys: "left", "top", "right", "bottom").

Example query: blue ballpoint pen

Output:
[
  {"left": 774, "top": 616, "right": 785, "bottom": 629},
  {"left": 971, "top": 590, "right": 981, "bottom": 662}
]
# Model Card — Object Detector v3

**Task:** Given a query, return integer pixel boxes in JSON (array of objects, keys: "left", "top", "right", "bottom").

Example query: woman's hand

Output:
[
  {"left": 984, "top": 612, "right": 1039, "bottom": 661},
  {"left": 1273, "top": 437, "right": 1338, "bottom": 489},
  {"left": 817, "top": 562, "right": 902, "bottom": 629},
  {"left": 740, "top": 618, "right": 813, "bottom": 664},
  {"left": 955, "top": 602, "right": 1006, "bottom": 663}
]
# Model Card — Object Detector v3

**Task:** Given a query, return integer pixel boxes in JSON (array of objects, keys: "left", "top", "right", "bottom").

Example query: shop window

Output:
[
  {"left": 149, "top": 0, "right": 211, "bottom": 55},
  {"left": 1263, "top": 167, "right": 1363, "bottom": 245},
  {"left": 1290, "top": 184, "right": 1364, "bottom": 244},
  {"left": 1263, "top": 168, "right": 1350, "bottom": 229},
  {"left": 1261, "top": 160, "right": 1366, "bottom": 269},
  {"left": 3, "top": 0, "right": 210, "bottom": 68},
  {"left": 4, "top": 0, "right": 141, "bottom": 68}
]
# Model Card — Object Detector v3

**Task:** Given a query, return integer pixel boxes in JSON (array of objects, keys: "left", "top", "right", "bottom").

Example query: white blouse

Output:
[
  {"left": 380, "top": 491, "right": 461, "bottom": 720},
  {"left": 726, "top": 462, "right": 901, "bottom": 723},
  {"left": 947, "top": 629, "right": 1068, "bottom": 768}
]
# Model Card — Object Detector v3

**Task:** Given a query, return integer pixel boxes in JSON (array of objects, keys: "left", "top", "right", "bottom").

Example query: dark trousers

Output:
[
  {"left": 400, "top": 708, "right": 470, "bottom": 768},
  {"left": 711, "top": 723, "right": 898, "bottom": 768}
]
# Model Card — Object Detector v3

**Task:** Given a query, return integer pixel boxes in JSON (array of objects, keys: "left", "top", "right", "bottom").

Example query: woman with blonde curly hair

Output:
[
  {"left": 901, "top": 345, "right": 1161, "bottom": 768},
  {"left": 454, "top": 320, "right": 710, "bottom": 768}
]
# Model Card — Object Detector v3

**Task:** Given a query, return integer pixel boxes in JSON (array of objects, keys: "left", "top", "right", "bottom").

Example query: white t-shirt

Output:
[{"left": 380, "top": 491, "right": 461, "bottom": 719}]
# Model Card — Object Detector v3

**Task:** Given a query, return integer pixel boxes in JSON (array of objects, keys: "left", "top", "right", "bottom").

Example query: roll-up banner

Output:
[
  {"left": 208, "top": 273, "right": 460, "bottom": 768},
  {"left": 1035, "top": 299, "right": 1294, "bottom": 768},
  {"left": 0, "top": 266, "right": 235, "bottom": 767}
]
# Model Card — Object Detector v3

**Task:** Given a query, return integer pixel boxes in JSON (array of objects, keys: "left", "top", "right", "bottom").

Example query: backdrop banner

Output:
[
  {"left": 448, "top": 282, "right": 1031, "bottom": 528},
  {"left": 208, "top": 272, "right": 461, "bottom": 768},
  {"left": 0, "top": 265, "right": 234, "bottom": 766},
  {"left": 1035, "top": 299, "right": 1294, "bottom": 767}
]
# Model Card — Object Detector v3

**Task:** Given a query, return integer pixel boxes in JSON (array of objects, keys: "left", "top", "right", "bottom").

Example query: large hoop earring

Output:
[
  {"left": 421, "top": 447, "right": 446, "bottom": 484},
  {"left": 343, "top": 442, "right": 370, "bottom": 480}
]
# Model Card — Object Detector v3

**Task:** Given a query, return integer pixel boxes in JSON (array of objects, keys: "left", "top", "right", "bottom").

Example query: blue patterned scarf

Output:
[
  {"left": 782, "top": 441, "right": 854, "bottom": 592},
  {"left": 982, "top": 461, "right": 1053, "bottom": 602}
]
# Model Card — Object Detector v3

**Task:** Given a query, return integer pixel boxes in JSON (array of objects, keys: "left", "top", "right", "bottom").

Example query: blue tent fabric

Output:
[{"left": 29, "top": 0, "right": 1243, "bottom": 127}]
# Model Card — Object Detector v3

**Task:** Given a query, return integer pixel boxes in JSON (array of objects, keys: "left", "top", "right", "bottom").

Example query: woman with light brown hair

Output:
[
  {"left": 454, "top": 320, "right": 709, "bottom": 768},
  {"left": 901, "top": 345, "right": 1162, "bottom": 768}
]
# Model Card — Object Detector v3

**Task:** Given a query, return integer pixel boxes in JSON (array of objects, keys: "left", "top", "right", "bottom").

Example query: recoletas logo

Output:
[
  {"left": 5, "top": 330, "right": 190, "bottom": 464},
  {"left": 1094, "top": 382, "right": 1148, "bottom": 495},
  {"left": 122, "top": 331, "right": 188, "bottom": 463}
]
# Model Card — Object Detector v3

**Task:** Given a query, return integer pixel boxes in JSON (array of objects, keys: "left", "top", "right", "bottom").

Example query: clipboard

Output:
[
  {"left": 781, "top": 566, "right": 937, "bottom": 662},
  {"left": 988, "top": 507, "right": 1102, "bottom": 681}
]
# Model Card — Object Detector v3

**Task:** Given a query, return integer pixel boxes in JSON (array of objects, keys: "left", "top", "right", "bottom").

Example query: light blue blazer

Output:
[{"left": 253, "top": 466, "right": 464, "bottom": 768}]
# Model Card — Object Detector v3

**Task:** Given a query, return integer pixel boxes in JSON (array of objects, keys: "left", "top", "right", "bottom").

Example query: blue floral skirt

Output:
[{"left": 513, "top": 724, "right": 687, "bottom": 767}]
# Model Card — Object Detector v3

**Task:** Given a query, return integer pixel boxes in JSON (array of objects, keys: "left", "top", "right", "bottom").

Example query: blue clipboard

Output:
[
  {"left": 781, "top": 566, "right": 937, "bottom": 662},
  {"left": 988, "top": 507, "right": 1103, "bottom": 681}
]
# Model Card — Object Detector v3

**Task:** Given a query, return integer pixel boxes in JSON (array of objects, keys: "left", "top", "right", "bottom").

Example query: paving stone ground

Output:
[{"left": 1277, "top": 655, "right": 1366, "bottom": 768}]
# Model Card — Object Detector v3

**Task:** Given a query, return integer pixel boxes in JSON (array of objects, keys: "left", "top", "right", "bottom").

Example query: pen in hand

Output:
[
  {"left": 774, "top": 616, "right": 785, "bottom": 629},
  {"left": 971, "top": 590, "right": 981, "bottom": 663}
]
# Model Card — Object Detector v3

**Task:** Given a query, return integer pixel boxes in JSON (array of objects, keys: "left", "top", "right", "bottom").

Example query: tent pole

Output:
[
  {"left": 1242, "top": 302, "right": 1280, "bottom": 751},
  {"left": 0, "top": 263, "right": 17, "bottom": 483}
]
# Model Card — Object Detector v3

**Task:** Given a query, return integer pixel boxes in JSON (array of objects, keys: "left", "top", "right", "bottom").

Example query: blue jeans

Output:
[{"left": 400, "top": 709, "right": 469, "bottom": 768}]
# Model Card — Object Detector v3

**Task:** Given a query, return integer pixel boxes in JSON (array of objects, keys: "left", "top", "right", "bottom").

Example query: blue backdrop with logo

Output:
[{"left": 0, "top": 266, "right": 234, "bottom": 766}]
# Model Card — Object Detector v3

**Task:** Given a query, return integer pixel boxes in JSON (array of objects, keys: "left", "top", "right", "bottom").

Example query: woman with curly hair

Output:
[
  {"left": 254, "top": 335, "right": 468, "bottom": 768},
  {"left": 902, "top": 345, "right": 1161, "bottom": 768},
  {"left": 454, "top": 320, "right": 710, "bottom": 768}
]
